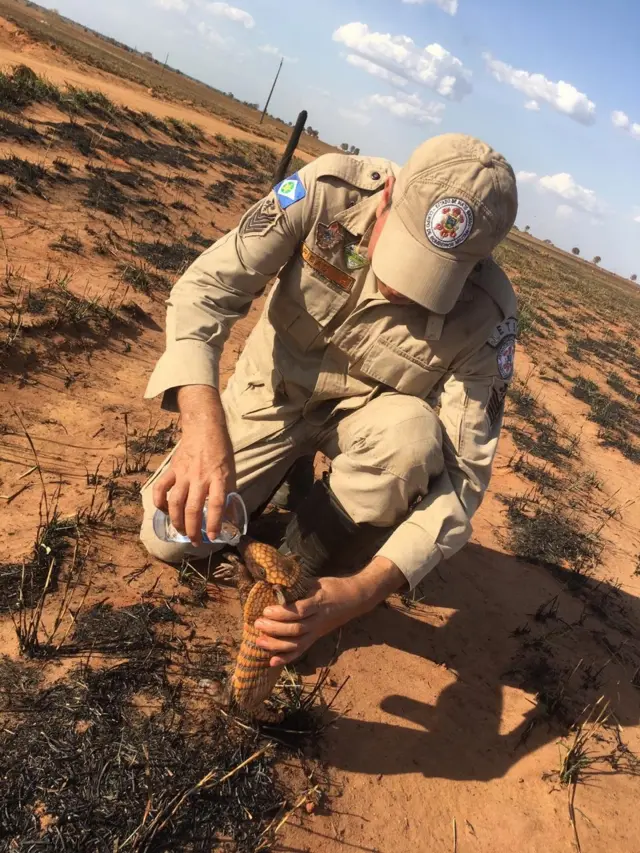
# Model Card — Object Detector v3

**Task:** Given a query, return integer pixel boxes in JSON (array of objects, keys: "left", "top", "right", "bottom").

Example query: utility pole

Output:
[
  {"left": 159, "top": 52, "right": 170, "bottom": 82},
  {"left": 260, "top": 57, "right": 284, "bottom": 125}
]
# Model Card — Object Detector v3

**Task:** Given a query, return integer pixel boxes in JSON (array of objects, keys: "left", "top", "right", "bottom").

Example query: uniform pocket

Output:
[
  {"left": 269, "top": 250, "right": 352, "bottom": 351},
  {"left": 230, "top": 369, "right": 283, "bottom": 418},
  {"left": 360, "top": 338, "right": 443, "bottom": 398}
]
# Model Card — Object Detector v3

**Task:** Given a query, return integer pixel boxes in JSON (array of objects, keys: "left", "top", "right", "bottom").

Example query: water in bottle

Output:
[{"left": 152, "top": 491, "right": 248, "bottom": 546}]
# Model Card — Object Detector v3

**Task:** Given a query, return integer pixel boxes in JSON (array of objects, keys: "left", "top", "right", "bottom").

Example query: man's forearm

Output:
[
  {"left": 351, "top": 557, "right": 407, "bottom": 614},
  {"left": 177, "top": 385, "right": 226, "bottom": 429}
]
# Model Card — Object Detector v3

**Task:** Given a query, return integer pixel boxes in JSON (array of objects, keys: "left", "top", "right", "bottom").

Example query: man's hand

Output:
[
  {"left": 254, "top": 557, "right": 406, "bottom": 666},
  {"left": 153, "top": 385, "right": 236, "bottom": 546}
]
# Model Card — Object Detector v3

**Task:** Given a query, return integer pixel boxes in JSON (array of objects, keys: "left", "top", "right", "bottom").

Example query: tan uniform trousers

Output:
[{"left": 140, "top": 391, "right": 445, "bottom": 564}]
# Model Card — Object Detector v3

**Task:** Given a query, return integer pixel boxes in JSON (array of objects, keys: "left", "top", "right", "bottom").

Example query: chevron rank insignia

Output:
[{"left": 240, "top": 197, "right": 282, "bottom": 237}]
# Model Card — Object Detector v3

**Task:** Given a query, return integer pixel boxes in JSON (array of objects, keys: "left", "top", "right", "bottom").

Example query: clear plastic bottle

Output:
[{"left": 152, "top": 491, "right": 248, "bottom": 546}]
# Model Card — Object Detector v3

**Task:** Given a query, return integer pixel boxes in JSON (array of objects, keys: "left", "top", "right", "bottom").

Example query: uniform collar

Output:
[{"left": 333, "top": 192, "right": 380, "bottom": 239}]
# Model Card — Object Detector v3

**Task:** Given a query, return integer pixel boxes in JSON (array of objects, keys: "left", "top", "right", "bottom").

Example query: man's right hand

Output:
[{"left": 152, "top": 385, "right": 236, "bottom": 546}]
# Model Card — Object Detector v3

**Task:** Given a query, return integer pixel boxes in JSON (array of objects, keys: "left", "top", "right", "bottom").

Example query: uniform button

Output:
[{"left": 371, "top": 171, "right": 381, "bottom": 180}]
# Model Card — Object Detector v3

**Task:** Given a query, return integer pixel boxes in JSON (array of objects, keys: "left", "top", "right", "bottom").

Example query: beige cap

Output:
[{"left": 371, "top": 133, "right": 518, "bottom": 314}]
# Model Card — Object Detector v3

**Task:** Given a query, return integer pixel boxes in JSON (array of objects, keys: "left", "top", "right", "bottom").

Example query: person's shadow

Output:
[{"left": 299, "top": 542, "right": 640, "bottom": 782}]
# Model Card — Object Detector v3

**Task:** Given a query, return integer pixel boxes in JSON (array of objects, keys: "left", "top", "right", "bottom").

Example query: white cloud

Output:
[
  {"left": 634, "top": 214, "right": 640, "bottom": 224},
  {"left": 524, "top": 99, "right": 540, "bottom": 111},
  {"left": 519, "top": 171, "right": 605, "bottom": 216},
  {"left": 206, "top": 1, "right": 254, "bottom": 28},
  {"left": 402, "top": 0, "right": 458, "bottom": 15},
  {"left": 556, "top": 204, "right": 573, "bottom": 219},
  {"left": 333, "top": 22, "right": 472, "bottom": 101},
  {"left": 259, "top": 44, "right": 298, "bottom": 63},
  {"left": 153, "top": 0, "right": 189, "bottom": 10},
  {"left": 611, "top": 110, "right": 640, "bottom": 140},
  {"left": 612, "top": 110, "right": 629, "bottom": 129},
  {"left": 483, "top": 54, "right": 595, "bottom": 125},
  {"left": 196, "top": 21, "right": 232, "bottom": 47},
  {"left": 346, "top": 55, "right": 407, "bottom": 87},
  {"left": 338, "top": 107, "right": 372, "bottom": 127},
  {"left": 366, "top": 92, "right": 445, "bottom": 124}
]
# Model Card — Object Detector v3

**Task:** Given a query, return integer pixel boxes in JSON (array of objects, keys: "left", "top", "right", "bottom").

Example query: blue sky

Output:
[{"left": 37, "top": 0, "right": 640, "bottom": 276}]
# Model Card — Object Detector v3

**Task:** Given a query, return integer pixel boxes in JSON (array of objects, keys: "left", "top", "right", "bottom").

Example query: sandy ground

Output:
[
  {"left": 0, "top": 16, "right": 315, "bottom": 160},
  {"left": 1, "top": 19, "right": 639, "bottom": 853}
]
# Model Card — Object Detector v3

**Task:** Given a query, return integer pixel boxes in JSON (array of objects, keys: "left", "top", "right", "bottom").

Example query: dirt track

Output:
[{"left": 1, "top": 13, "right": 639, "bottom": 853}]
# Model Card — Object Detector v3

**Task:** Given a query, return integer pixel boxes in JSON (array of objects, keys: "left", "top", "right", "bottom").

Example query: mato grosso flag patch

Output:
[{"left": 275, "top": 173, "right": 306, "bottom": 209}]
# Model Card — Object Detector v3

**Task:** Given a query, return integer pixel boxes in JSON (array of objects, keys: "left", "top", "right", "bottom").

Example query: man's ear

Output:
[{"left": 376, "top": 176, "right": 396, "bottom": 218}]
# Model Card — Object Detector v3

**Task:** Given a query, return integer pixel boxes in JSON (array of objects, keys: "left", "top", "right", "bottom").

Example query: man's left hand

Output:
[
  {"left": 253, "top": 576, "right": 364, "bottom": 666},
  {"left": 253, "top": 558, "right": 406, "bottom": 667}
]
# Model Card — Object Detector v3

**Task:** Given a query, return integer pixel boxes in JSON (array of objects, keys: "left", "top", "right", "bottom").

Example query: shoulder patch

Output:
[
  {"left": 274, "top": 173, "right": 306, "bottom": 209},
  {"left": 487, "top": 316, "right": 518, "bottom": 348},
  {"left": 497, "top": 336, "right": 516, "bottom": 380},
  {"left": 240, "top": 196, "right": 282, "bottom": 237}
]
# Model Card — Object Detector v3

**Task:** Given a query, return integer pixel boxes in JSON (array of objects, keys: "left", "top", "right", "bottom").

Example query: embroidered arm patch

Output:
[
  {"left": 274, "top": 172, "right": 306, "bottom": 209},
  {"left": 487, "top": 316, "right": 518, "bottom": 347},
  {"left": 487, "top": 385, "right": 507, "bottom": 428},
  {"left": 239, "top": 197, "right": 282, "bottom": 237}
]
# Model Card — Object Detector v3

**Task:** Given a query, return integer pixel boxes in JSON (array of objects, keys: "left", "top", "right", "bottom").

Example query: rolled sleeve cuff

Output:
[
  {"left": 144, "top": 340, "right": 221, "bottom": 413},
  {"left": 376, "top": 522, "right": 443, "bottom": 590}
]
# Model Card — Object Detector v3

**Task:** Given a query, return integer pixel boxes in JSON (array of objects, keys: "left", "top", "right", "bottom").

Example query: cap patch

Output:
[
  {"left": 425, "top": 197, "right": 474, "bottom": 250},
  {"left": 275, "top": 173, "right": 306, "bottom": 209},
  {"left": 497, "top": 336, "right": 516, "bottom": 380}
]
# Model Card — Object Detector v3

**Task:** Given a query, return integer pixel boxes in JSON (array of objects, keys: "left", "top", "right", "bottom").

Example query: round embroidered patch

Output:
[
  {"left": 425, "top": 197, "right": 474, "bottom": 250},
  {"left": 497, "top": 335, "right": 516, "bottom": 380}
]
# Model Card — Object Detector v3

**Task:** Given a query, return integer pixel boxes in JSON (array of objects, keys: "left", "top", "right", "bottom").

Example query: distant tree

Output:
[
  {"left": 592, "top": 256, "right": 601, "bottom": 265},
  {"left": 340, "top": 143, "right": 350, "bottom": 152},
  {"left": 572, "top": 247, "right": 580, "bottom": 256},
  {"left": 632, "top": 274, "right": 638, "bottom": 282},
  {"left": 524, "top": 225, "right": 530, "bottom": 233}
]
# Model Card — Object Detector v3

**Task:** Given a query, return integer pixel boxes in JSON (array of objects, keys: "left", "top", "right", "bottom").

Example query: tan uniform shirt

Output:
[{"left": 146, "top": 153, "right": 518, "bottom": 586}]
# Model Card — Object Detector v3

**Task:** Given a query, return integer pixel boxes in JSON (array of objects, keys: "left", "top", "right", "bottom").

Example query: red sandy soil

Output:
[{"left": 1, "top": 19, "right": 639, "bottom": 853}]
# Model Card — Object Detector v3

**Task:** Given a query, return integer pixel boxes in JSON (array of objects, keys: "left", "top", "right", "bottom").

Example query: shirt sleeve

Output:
[
  {"left": 376, "top": 333, "right": 514, "bottom": 588},
  {"left": 144, "top": 166, "right": 318, "bottom": 411}
]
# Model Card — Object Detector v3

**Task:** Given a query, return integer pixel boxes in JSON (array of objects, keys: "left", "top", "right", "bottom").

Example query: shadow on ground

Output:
[{"left": 304, "top": 543, "right": 640, "bottom": 782}]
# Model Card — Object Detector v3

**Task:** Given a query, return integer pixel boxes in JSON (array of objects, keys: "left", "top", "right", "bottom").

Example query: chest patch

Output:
[
  {"left": 316, "top": 221, "right": 346, "bottom": 251},
  {"left": 344, "top": 243, "right": 368, "bottom": 270},
  {"left": 301, "top": 243, "right": 355, "bottom": 292}
]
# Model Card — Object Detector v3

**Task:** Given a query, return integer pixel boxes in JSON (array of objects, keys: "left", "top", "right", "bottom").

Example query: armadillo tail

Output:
[{"left": 232, "top": 580, "right": 282, "bottom": 710}]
